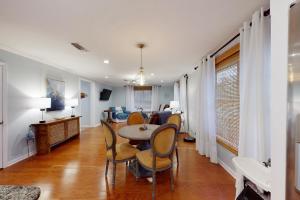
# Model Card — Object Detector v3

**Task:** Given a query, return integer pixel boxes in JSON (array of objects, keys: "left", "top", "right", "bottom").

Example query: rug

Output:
[{"left": 0, "top": 185, "right": 41, "bottom": 200}]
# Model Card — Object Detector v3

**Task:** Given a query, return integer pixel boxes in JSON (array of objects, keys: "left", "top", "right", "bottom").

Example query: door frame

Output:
[
  {"left": 79, "top": 78, "right": 96, "bottom": 127},
  {"left": 0, "top": 62, "right": 7, "bottom": 168}
]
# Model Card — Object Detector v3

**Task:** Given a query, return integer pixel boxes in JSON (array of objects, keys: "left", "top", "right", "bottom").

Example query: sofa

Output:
[
  {"left": 110, "top": 106, "right": 131, "bottom": 123},
  {"left": 149, "top": 111, "right": 172, "bottom": 125}
]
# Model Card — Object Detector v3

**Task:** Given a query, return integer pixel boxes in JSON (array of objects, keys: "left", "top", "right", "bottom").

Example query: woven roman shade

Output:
[{"left": 216, "top": 62, "right": 239, "bottom": 152}]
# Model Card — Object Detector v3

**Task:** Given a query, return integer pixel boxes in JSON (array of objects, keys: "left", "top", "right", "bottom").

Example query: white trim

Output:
[
  {"left": 270, "top": 1, "right": 292, "bottom": 199},
  {"left": 218, "top": 159, "right": 237, "bottom": 178},
  {"left": 0, "top": 62, "right": 8, "bottom": 168},
  {"left": 5, "top": 151, "right": 36, "bottom": 168},
  {"left": 80, "top": 125, "right": 94, "bottom": 128},
  {"left": 81, "top": 123, "right": 102, "bottom": 128},
  {"left": 94, "top": 123, "right": 101, "bottom": 127}
]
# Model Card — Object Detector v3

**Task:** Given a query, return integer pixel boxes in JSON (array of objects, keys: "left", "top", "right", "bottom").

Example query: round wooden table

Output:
[
  {"left": 118, "top": 124, "right": 160, "bottom": 179},
  {"left": 118, "top": 124, "right": 160, "bottom": 141}
]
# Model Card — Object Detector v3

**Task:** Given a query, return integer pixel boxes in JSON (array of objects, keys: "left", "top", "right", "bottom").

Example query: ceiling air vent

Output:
[{"left": 71, "top": 43, "right": 88, "bottom": 52}]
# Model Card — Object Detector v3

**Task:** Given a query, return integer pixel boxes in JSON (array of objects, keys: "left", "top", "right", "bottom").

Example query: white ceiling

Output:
[{"left": 0, "top": 0, "right": 268, "bottom": 86}]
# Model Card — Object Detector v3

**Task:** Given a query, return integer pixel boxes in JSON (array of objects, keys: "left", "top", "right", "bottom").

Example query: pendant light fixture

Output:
[{"left": 137, "top": 43, "right": 145, "bottom": 86}]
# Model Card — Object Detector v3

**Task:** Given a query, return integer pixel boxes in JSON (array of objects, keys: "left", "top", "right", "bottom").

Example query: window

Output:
[
  {"left": 134, "top": 87, "right": 152, "bottom": 111},
  {"left": 215, "top": 44, "right": 240, "bottom": 155}
]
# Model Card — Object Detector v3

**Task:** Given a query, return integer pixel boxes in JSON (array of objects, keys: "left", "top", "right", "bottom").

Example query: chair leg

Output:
[
  {"left": 105, "top": 159, "right": 109, "bottom": 177},
  {"left": 170, "top": 166, "right": 174, "bottom": 191},
  {"left": 112, "top": 162, "right": 116, "bottom": 186},
  {"left": 152, "top": 171, "right": 156, "bottom": 200},
  {"left": 175, "top": 147, "right": 179, "bottom": 166},
  {"left": 135, "top": 159, "right": 139, "bottom": 181}
]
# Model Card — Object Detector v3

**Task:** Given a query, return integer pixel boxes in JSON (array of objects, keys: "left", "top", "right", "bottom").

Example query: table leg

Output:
[{"left": 106, "top": 111, "right": 112, "bottom": 123}]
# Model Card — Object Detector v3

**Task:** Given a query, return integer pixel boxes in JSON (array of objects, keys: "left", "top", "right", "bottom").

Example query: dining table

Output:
[{"left": 118, "top": 124, "right": 160, "bottom": 178}]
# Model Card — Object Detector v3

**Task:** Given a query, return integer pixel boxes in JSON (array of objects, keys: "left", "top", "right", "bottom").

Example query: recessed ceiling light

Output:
[
  {"left": 104, "top": 60, "right": 110, "bottom": 64},
  {"left": 151, "top": 73, "right": 155, "bottom": 76},
  {"left": 104, "top": 76, "right": 109, "bottom": 79},
  {"left": 161, "top": 80, "right": 164, "bottom": 83},
  {"left": 290, "top": 53, "right": 300, "bottom": 57}
]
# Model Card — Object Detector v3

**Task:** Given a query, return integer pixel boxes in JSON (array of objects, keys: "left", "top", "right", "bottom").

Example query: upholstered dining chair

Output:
[
  {"left": 136, "top": 124, "right": 177, "bottom": 200},
  {"left": 101, "top": 120, "right": 140, "bottom": 186},
  {"left": 167, "top": 114, "right": 181, "bottom": 166},
  {"left": 127, "top": 112, "right": 144, "bottom": 125}
]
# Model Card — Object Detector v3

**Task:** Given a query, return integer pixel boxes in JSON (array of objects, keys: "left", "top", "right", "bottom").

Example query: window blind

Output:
[
  {"left": 216, "top": 62, "right": 239, "bottom": 150},
  {"left": 134, "top": 90, "right": 152, "bottom": 111}
]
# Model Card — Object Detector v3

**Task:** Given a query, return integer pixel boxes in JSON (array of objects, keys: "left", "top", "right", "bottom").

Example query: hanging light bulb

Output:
[
  {"left": 139, "top": 67, "right": 145, "bottom": 86},
  {"left": 137, "top": 43, "right": 145, "bottom": 86}
]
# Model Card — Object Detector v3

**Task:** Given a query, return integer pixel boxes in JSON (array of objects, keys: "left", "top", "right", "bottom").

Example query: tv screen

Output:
[{"left": 100, "top": 89, "right": 112, "bottom": 101}]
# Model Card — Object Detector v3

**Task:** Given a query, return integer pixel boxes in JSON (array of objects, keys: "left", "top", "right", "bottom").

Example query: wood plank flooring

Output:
[{"left": 0, "top": 123, "right": 235, "bottom": 200}]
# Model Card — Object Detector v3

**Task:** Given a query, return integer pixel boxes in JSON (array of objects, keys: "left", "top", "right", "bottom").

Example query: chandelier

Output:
[{"left": 137, "top": 43, "right": 145, "bottom": 86}]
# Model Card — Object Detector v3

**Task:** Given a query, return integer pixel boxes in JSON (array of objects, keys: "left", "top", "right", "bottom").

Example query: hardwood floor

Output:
[{"left": 0, "top": 123, "right": 235, "bottom": 200}]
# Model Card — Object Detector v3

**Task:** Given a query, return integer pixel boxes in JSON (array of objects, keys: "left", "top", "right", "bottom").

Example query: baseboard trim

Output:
[
  {"left": 94, "top": 123, "right": 101, "bottom": 127},
  {"left": 218, "top": 158, "right": 236, "bottom": 179},
  {"left": 5, "top": 151, "right": 36, "bottom": 168},
  {"left": 80, "top": 125, "right": 93, "bottom": 128}
]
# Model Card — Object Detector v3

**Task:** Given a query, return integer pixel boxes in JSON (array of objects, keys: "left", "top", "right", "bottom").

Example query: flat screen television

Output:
[{"left": 100, "top": 89, "right": 112, "bottom": 101}]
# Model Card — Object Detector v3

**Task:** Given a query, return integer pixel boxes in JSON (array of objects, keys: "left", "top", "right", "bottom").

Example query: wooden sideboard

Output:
[{"left": 31, "top": 116, "right": 80, "bottom": 155}]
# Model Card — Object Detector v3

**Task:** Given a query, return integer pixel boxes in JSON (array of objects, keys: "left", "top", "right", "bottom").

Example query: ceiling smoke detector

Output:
[{"left": 71, "top": 43, "right": 88, "bottom": 52}]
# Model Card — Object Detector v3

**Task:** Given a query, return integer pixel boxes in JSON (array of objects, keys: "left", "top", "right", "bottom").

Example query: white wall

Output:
[
  {"left": 80, "top": 80, "right": 91, "bottom": 126},
  {"left": 111, "top": 86, "right": 126, "bottom": 107},
  {"left": 0, "top": 49, "right": 112, "bottom": 166},
  {"left": 270, "top": 0, "right": 294, "bottom": 199},
  {"left": 0, "top": 49, "right": 81, "bottom": 166}
]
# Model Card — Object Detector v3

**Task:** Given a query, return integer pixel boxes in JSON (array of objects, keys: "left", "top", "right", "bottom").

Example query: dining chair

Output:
[
  {"left": 136, "top": 124, "right": 177, "bottom": 200},
  {"left": 101, "top": 120, "right": 140, "bottom": 186},
  {"left": 127, "top": 112, "right": 144, "bottom": 125},
  {"left": 167, "top": 114, "right": 181, "bottom": 166}
]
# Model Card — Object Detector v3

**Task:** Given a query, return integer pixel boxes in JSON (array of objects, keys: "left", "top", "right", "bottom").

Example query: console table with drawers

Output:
[{"left": 31, "top": 116, "right": 80, "bottom": 155}]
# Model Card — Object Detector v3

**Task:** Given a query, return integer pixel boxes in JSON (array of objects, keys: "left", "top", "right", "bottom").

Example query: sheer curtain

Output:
[
  {"left": 179, "top": 75, "right": 188, "bottom": 132},
  {"left": 135, "top": 89, "right": 152, "bottom": 111},
  {"left": 174, "top": 82, "right": 180, "bottom": 102},
  {"left": 125, "top": 85, "right": 135, "bottom": 112},
  {"left": 151, "top": 86, "right": 160, "bottom": 111},
  {"left": 236, "top": 8, "right": 271, "bottom": 195},
  {"left": 195, "top": 57, "right": 218, "bottom": 163}
]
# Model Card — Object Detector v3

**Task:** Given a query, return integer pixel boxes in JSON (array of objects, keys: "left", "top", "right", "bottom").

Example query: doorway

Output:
[{"left": 80, "top": 79, "right": 92, "bottom": 127}]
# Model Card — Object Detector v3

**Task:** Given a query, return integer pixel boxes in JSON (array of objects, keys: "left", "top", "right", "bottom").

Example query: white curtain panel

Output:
[
  {"left": 174, "top": 82, "right": 180, "bottom": 103},
  {"left": 196, "top": 57, "right": 218, "bottom": 164},
  {"left": 236, "top": 8, "right": 271, "bottom": 196},
  {"left": 151, "top": 86, "right": 160, "bottom": 111},
  {"left": 179, "top": 76, "right": 188, "bottom": 132},
  {"left": 187, "top": 71, "right": 200, "bottom": 136},
  {"left": 125, "top": 85, "right": 135, "bottom": 112}
]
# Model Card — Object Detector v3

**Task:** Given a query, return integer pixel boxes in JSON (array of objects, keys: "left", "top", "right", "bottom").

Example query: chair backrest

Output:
[
  {"left": 101, "top": 120, "right": 116, "bottom": 152},
  {"left": 150, "top": 124, "right": 177, "bottom": 158},
  {"left": 167, "top": 114, "right": 181, "bottom": 133},
  {"left": 127, "top": 112, "right": 144, "bottom": 125},
  {"left": 158, "top": 104, "right": 170, "bottom": 112}
]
